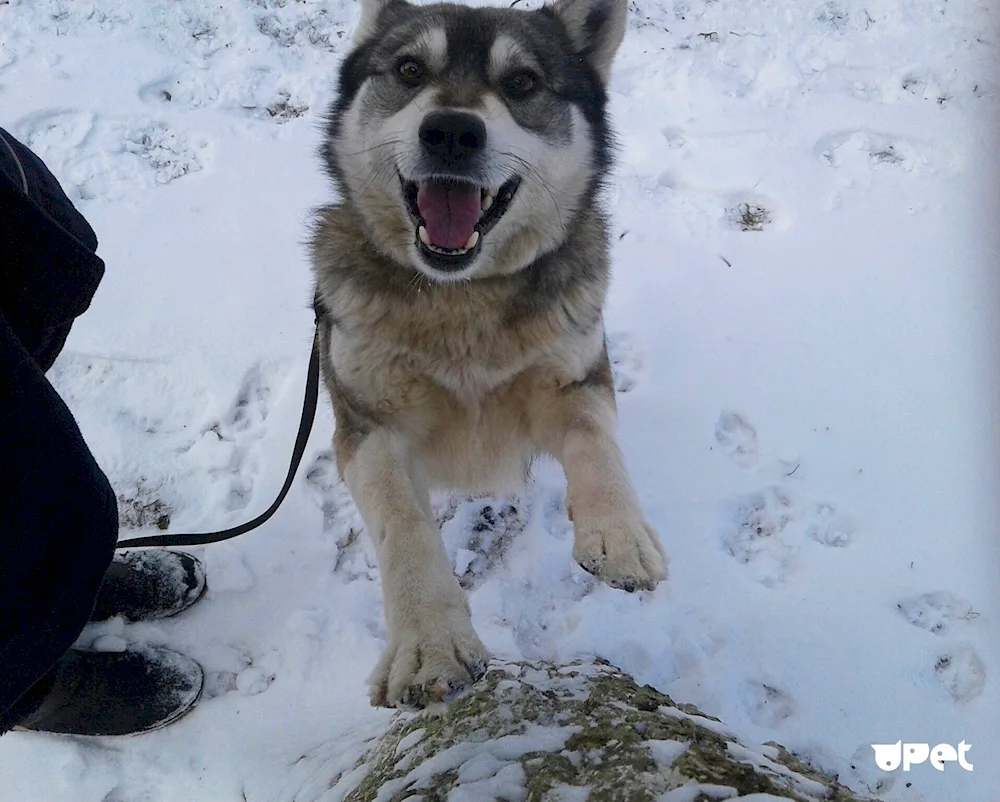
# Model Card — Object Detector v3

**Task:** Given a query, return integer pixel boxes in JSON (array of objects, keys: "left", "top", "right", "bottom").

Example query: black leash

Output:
[{"left": 116, "top": 326, "right": 321, "bottom": 549}]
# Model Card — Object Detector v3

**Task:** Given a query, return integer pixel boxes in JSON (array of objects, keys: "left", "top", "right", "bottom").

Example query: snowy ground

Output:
[{"left": 1, "top": 0, "right": 997, "bottom": 800}]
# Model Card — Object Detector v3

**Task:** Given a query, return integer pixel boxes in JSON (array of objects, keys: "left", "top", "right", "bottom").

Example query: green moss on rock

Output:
[{"left": 326, "top": 660, "right": 876, "bottom": 802}]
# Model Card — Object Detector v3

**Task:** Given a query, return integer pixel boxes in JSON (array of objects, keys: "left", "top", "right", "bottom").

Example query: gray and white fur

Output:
[{"left": 311, "top": 0, "right": 667, "bottom": 709}]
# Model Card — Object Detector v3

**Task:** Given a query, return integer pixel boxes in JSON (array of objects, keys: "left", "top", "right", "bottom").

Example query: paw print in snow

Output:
[
  {"left": 304, "top": 451, "right": 373, "bottom": 581},
  {"left": 724, "top": 489, "right": 855, "bottom": 587},
  {"left": 254, "top": 0, "right": 350, "bottom": 54},
  {"left": 848, "top": 744, "right": 897, "bottom": 796},
  {"left": 804, "top": 502, "right": 854, "bottom": 547},
  {"left": 714, "top": 410, "right": 759, "bottom": 469},
  {"left": 897, "top": 591, "right": 977, "bottom": 635},
  {"left": 440, "top": 497, "right": 525, "bottom": 589},
  {"left": 121, "top": 122, "right": 206, "bottom": 184},
  {"left": 933, "top": 646, "right": 985, "bottom": 703},
  {"left": 723, "top": 487, "right": 797, "bottom": 587},
  {"left": 304, "top": 450, "right": 364, "bottom": 543},
  {"left": 901, "top": 70, "right": 953, "bottom": 106},
  {"left": 740, "top": 680, "right": 796, "bottom": 728},
  {"left": 15, "top": 111, "right": 209, "bottom": 200},
  {"left": 726, "top": 200, "right": 772, "bottom": 232},
  {"left": 815, "top": 130, "right": 955, "bottom": 176}
]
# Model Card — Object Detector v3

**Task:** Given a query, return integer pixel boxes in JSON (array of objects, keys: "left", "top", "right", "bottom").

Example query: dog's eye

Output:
[
  {"left": 396, "top": 58, "right": 425, "bottom": 86},
  {"left": 503, "top": 71, "right": 537, "bottom": 99}
]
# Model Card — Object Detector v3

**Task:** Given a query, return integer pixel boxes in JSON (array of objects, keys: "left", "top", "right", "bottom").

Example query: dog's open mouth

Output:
[{"left": 400, "top": 174, "right": 521, "bottom": 271}]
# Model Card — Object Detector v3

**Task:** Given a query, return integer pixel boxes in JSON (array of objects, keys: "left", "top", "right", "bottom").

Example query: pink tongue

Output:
[{"left": 417, "top": 182, "right": 481, "bottom": 250}]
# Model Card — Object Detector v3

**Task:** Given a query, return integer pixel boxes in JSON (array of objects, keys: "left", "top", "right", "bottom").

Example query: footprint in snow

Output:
[
  {"left": 847, "top": 743, "right": 897, "bottom": 796},
  {"left": 253, "top": 1, "right": 350, "bottom": 55},
  {"left": 304, "top": 450, "right": 374, "bottom": 581},
  {"left": 214, "top": 365, "right": 271, "bottom": 512},
  {"left": 848, "top": 67, "right": 986, "bottom": 108},
  {"left": 897, "top": 590, "right": 977, "bottom": 635},
  {"left": 901, "top": 69, "right": 953, "bottom": 106},
  {"left": 139, "top": 74, "right": 220, "bottom": 110},
  {"left": 933, "top": 645, "right": 986, "bottom": 703},
  {"left": 804, "top": 502, "right": 854, "bottom": 548},
  {"left": 120, "top": 121, "right": 207, "bottom": 184},
  {"left": 230, "top": 363, "right": 271, "bottom": 433},
  {"left": 814, "top": 129, "right": 956, "bottom": 176},
  {"left": 723, "top": 488, "right": 855, "bottom": 587},
  {"left": 17, "top": 109, "right": 95, "bottom": 152},
  {"left": 304, "top": 451, "right": 362, "bottom": 540},
  {"left": 16, "top": 110, "right": 208, "bottom": 201},
  {"left": 724, "top": 195, "right": 782, "bottom": 233},
  {"left": 438, "top": 496, "right": 526, "bottom": 589},
  {"left": 740, "top": 680, "right": 796, "bottom": 728},
  {"left": 714, "top": 410, "right": 759, "bottom": 469},
  {"left": 192, "top": 361, "right": 291, "bottom": 516},
  {"left": 141, "top": 68, "right": 312, "bottom": 123},
  {"left": 723, "top": 486, "right": 797, "bottom": 587}
]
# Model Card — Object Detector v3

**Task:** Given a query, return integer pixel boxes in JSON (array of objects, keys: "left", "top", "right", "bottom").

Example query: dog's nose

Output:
[{"left": 419, "top": 111, "right": 487, "bottom": 165}]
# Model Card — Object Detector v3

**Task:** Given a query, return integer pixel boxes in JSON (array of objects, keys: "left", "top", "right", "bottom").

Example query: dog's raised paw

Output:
[
  {"left": 368, "top": 618, "right": 489, "bottom": 709},
  {"left": 573, "top": 518, "right": 667, "bottom": 592}
]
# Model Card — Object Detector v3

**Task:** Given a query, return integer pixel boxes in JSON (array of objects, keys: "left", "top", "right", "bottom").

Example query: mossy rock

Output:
[{"left": 326, "top": 660, "right": 876, "bottom": 802}]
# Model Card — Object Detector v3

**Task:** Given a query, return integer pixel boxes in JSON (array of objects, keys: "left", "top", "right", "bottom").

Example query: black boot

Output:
[
  {"left": 11, "top": 647, "right": 203, "bottom": 736},
  {"left": 90, "top": 550, "right": 207, "bottom": 622}
]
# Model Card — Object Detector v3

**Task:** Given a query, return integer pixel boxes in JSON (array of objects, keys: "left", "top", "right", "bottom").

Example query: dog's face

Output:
[{"left": 324, "top": 0, "right": 626, "bottom": 282}]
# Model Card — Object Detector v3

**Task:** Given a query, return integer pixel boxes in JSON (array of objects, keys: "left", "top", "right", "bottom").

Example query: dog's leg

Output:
[
  {"left": 529, "top": 345, "right": 668, "bottom": 591},
  {"left": 340, "top": 427, "right": 489, "bottom": 708}
]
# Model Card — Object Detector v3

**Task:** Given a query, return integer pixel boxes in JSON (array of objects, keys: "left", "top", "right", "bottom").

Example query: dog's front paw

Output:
[
  {"left": 368, "top": 613, "right": 489, "bottom": 709},
  {"left": 573, "top": 516, "right": 668, "bottom": 592}
]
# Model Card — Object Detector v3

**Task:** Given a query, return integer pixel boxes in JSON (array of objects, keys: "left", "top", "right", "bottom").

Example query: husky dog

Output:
[{"left": 311, "top": 0, "right": 667, "bottom": 708}]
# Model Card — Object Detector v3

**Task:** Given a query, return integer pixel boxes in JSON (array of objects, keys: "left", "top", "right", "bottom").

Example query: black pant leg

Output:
[{"left": 0, "top": 311, "right": 118, "bottom": 728}]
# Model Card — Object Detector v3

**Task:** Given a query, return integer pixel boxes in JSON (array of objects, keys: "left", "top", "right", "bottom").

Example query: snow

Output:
[
  {"left": 726, "top": 741, "right": 830, "bottom": 799},
  {"left": 657, "top": 786, "right": 742, "bottom": 802},
  {"left": 336, "top": 724, "right": 575, "bottom": 801},
  {"left": 645, "top": 738, "right": 690, "bottom": 765},
  {"left": 1, "top": 0, "right": 998, "bottom": 800}
]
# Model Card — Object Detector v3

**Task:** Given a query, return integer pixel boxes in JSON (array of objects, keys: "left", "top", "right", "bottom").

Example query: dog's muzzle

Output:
[
  {"left": 395, "top": 110, "right": 522, "bottom": 274},
  {"left": 399, "top": 172, "right": 521, "bottom": 273}
]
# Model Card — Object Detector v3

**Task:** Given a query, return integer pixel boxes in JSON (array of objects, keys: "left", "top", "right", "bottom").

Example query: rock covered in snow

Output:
[{"left": 328, "top": 660, "right": 873, "bottom": 802}]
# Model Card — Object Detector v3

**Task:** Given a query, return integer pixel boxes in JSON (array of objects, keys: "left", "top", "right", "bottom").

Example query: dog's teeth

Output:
[
  {"left": 420, "top": 231, "right": 477, "bottom": 256},
  {"left": 481, "top": 192, "right": 494, "bottom": 212}
]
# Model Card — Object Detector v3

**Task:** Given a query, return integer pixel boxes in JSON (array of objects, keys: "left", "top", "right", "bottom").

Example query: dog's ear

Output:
[
  {"left": 551, "top": 0, "right": 627, "bottom": 84},
  {"left": 354, "top": 0, "right": 406, "bottom": 42}
]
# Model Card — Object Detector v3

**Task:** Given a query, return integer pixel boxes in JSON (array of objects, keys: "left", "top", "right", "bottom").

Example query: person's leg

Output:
[
  {"left": 0, "top": 309, "right": 119, "bottom": 729},
  {"left": 0, "top": 289, "right": 207, "bottom": 738},
  {"left": 0, "top": 128, "right": 206, "bottom": 736}
]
